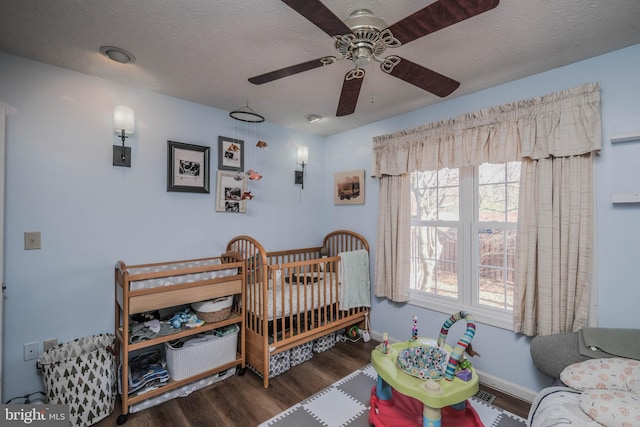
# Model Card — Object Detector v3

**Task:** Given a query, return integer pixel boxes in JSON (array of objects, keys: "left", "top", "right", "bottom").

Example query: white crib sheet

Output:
[{"left": 248, "top": 277, "right": 339, "bottom": 320}]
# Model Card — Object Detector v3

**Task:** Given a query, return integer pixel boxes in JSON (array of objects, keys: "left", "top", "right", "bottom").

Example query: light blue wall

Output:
[
  {"left": 324, "top": 43, "right": 640, "bottom": 394},
  {"left": 0, "top": 53, "right": 325, "bottom": 400},
  {"left": 2, "top": 43, "right": 640, "bottom": 401}
]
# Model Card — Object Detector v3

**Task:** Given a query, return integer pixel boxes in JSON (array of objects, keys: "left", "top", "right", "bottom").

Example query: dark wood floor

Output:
[{"left": 97, "top": 339, "right": 531, "bottom": 426}]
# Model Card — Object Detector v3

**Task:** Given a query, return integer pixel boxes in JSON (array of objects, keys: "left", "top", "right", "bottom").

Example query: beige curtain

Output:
[
  {"left": 514, "top": 155, "right": 594, "bottom": 335},
  {"left": 374, "top": 174, "right": 411, "bottom": 301},
  {"left": 371, "top": 83, "right": 600, "bottom": 335}
]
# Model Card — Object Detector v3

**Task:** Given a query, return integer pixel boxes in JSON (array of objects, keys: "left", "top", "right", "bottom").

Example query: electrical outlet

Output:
[
  {"left": 24, "top": 342, "right": 38, "bottom": 361},
  {"left": 24, "top": 231, "right": 42, "bottom": 250},
  {"left": 43, "top": 338, "right": 57, "bottom": 352}
]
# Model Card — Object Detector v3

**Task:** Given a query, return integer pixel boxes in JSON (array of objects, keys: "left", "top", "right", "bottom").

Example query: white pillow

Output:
[{"left": 561, "top": 357, "right": 640, "bottom": 427}]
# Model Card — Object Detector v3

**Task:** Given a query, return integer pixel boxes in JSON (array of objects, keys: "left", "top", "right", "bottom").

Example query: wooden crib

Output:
[{"left": 226, "top": 230, "right": 370, "bottom": 387}]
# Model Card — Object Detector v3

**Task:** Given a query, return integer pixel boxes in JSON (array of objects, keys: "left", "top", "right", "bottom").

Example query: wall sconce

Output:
[
  {"left": 295, "top": 146, "right": 308, "bottom": 189},
  {"left": 113, "top": 105, "right": 135, "bottom": 167}
]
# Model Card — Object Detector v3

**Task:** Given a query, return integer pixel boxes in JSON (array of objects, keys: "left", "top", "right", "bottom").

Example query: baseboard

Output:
[
  {"left": 369, "top": 330, "right": 537, "bottom": 403},
  {"left": 475, "top": 369, "right": 537, "bottom": 403}
]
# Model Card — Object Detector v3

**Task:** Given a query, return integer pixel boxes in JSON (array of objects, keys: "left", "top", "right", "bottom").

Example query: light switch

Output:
[{"left": 24, "top": 231, "right": 41, "bottom": 250}]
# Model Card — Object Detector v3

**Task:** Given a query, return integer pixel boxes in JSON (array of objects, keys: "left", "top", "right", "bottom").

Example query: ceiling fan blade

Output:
[
  {"left": 336, "top": 69, "right": 365, "bottom": 117},
  {"left": 382, "top": 56, "right": 459, "bottom": 97},
  {"left": 281, "top": 0, "right": 351, "bottom": 37},
  {"left": 248, "top": 57, "right": 336, "bottom": 85},
  {"left": 386, "top": 0, "right": 499, "bottom": 45}
]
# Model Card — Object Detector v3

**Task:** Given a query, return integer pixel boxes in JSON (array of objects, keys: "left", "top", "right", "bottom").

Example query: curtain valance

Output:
[{"left": 371, "top": 82, "right": 601, "bottom": 177}]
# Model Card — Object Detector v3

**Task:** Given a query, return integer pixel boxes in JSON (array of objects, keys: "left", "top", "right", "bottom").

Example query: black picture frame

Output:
[
  {"left": 218, "top": 136, "right": 244, "bottom": 171},
  {"left": 167, "top": 140, "right": 210, "bottom": 193}
]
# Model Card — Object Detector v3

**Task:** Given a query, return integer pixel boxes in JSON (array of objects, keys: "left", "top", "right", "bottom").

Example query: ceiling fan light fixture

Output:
[
  {"left": 306, "top": 114, "right": 323, "bottom": 123},
  {"left": 99, "top": 46, "right": 135, "bottom": 64},
  {"left": 352, "top": 46, "right": 372, "bottom": 67}
]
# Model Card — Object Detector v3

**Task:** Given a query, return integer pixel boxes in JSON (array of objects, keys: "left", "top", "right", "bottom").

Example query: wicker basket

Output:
[{"left": 191, "top": 296, "right": 233, "bottom": 323}]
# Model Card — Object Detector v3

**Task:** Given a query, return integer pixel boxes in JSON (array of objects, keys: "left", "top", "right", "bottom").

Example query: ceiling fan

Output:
[{"left": 248, "top": 0, "right": 499, "bottom": 117}]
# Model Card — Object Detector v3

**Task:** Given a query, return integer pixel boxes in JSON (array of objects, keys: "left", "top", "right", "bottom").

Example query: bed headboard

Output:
[{"left": 323, "top": 230, "right": 369, "bottom": 256}]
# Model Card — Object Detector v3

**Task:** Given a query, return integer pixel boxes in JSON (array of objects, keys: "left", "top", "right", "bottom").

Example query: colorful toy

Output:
[
  {"left": 241, "top": 191, "right": 254, "bottom": 200},
  {"left": 382, "top": 332, "right": 389, "bottom": 354},
  {"left": 412, "top": 315, "right": 418, "bottom": 341},
  {"left": 169, "top": 309, "right": 204, "bottom": 329},
  {"left": 370, "top": 311, "right": 481, "bottom": 427}
]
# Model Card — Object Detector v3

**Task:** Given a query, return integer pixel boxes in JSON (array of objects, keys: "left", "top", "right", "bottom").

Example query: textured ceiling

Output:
[{"left": 1, "top": 0, "right": 640, "bottom": 136}]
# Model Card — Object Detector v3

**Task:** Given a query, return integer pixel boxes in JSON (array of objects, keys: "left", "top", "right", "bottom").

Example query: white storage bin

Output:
[{"left": 165, "top": 325, "right": 238, "bottom": 381}]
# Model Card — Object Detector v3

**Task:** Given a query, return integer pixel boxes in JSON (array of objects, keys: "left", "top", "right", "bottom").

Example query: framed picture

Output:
[
  {"left": 334, "top": 169, "right": 365, "bottom": 205},
  {"left": 218, "top": 136, "right": 244, "bottom": 171},
  {"left": 216, "top": 170, "right": 247, "bottom": 213},
  {"left": 167, "top": 141, "right": 210, "bottom": 193}
]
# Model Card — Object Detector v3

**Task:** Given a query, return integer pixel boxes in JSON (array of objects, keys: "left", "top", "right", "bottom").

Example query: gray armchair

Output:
[
  {"left": 528, "top": 328, "right": 640, "bottom": 427},
  {"left": 530, "top": 328, "right": 640, "bottom": 382}
]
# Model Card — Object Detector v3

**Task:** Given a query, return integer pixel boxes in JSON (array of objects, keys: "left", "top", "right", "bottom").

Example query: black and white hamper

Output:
[{"left": 37, "top": 333, "right": 117, "bottom": 427}]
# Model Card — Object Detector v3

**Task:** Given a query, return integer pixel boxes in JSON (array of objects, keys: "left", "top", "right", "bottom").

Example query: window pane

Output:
[
  {"left": 479, "top": 267, "right": 513, "bottom": 310},
  {"left": 477, "top": 229, "right": 516, "bottom": 310},
  {"left": 478, "top": 163, "right": 505, "bottom": 184},
  {"left": 478, "top": 183, "right": 506, "bottom": 222},
  {"left": 439, "top": 186, "right": 459, "bottom": 220},
  {"left": 506, "top": 183, "right": 519, "bottom": 222},
  {"left": 438, "top": 168, "right": 459, "bottom": 187},
  {"left": 410, "top": 226, "right": 458, "bottom": 298},
  {"left": 413, "top": 170, "right": 459, "bottom": 221}
]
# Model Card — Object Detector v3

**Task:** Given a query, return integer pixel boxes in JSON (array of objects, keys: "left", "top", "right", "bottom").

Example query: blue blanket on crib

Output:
[{"left": 338, "top": 249, "right": 370, "bottom": 310}]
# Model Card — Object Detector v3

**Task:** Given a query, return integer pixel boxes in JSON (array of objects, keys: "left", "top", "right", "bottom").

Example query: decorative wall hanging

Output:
[
  {"left": 334, "top": 169, "right": 365, "bottom": 205},
  {"left": 216, "top": 170, "right": 247, "bottom": 213},
  {"left": 167, "top": 141, "right": 210, "bottom": 193},
  {"left": 218, "top": 136, "right": 244, "bottom": 171}
]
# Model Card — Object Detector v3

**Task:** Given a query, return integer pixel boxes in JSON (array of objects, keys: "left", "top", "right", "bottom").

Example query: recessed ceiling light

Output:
[
  {"left": 99, "top": 46, "right": 136, "bottom": 64},
  {"left": 306, "top": 114, "right": 323, "bottom": 123}
]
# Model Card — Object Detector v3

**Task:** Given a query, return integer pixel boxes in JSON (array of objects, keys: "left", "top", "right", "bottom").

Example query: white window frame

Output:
[{"left": 409, "top": 165, "right": 515, "bottom": 330}]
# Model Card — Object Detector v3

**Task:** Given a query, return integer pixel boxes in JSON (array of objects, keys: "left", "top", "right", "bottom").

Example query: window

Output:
[{"left": 409, "top": 162, "right": 520, "bottom": 328}]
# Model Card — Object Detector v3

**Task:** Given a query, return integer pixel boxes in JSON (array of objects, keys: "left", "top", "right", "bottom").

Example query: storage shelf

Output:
[
  {"left": 114, "top": 257, "right": 245, "bottom": 422},
  {"left": 610, "top": 132, "right": 640, "bottom": 144},
  {"left": 117, "top": 311, "right": 242, "bottom": 352},
  {"left": 611, "top": 193, "right": 640, "bottom": 204}
]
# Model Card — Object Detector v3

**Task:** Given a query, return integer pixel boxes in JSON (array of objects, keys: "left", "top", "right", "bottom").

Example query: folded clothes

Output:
[
  {"left": 144, "top": 319, "right": 161, "bottom": 333},
  {"left": 118, "top": 350, "right": 170, "bottom": 395},
  {"left": 129, "top": 321, "right": 175, "bottom": 343}
]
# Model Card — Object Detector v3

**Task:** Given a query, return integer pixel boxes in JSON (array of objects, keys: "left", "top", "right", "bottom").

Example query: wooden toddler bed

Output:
[{"left": 226, "top": 230, "right": 370, "bottom": 387}]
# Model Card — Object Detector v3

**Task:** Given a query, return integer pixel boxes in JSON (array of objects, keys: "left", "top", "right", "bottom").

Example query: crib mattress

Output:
[
  {"left": 126, "top": 259, "right": 237, "bottom": 291},
  {"left": 248, "top": 278, "right": 339, "bottom": 320}
]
